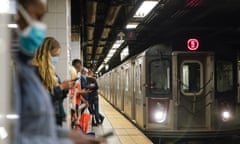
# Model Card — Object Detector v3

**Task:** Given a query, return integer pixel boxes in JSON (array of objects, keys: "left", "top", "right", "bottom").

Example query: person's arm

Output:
[
  {"left": 80, "top": 95, "right": 89, "bottom": 107},
  {"left": 92, "top": 78, "right": 99, "bottom": 90},
  {"left": 53, "top": 86, "right": 62, "bottom": 100},
  {"left": 81, "top": 76, "right": 91, "bottom": 89},
  {"left": 62, "top": 90, "right": 69, "bottom": 99},
  {"left": 67, "top": 130, "right": 105, "bottom": 144}
]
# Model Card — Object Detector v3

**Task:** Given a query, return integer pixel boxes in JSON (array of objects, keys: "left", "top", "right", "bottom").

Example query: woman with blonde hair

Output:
[{"left": 32, "top": 37, "right": 74, "bottom": 126}]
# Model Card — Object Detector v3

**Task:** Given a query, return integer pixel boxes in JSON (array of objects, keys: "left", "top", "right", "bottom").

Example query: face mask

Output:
[
  {"left": 82, "top": 74, "right": 87, "bottom": 80},
  {"left": 18, "top": 4, "right": 47, "bottom": 55},
  {"left": 52, "top": 56, "right": 58, "bottom": 66}
]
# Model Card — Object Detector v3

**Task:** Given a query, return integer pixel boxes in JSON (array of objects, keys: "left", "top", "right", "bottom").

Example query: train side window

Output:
[
  {"left": 139, "top": 64, "right": 142, "bottom": 92},
  {"left": 181, "top": 61, "right": 203, "bottom": 95},
  {"left": 216, "top": 61, "right": 233, "bottom": 92},
  {"left": 150, "top": 60, "right": 171, "bottom": 94},
  {"left": 136, "top": 64, "right": 142, "bottom": 93},
  {"left": 117, "top": 73, "right": 120, "bottom": 90},
  {"left": 125, "top": 69, "right": 129, "bottom": 91}
]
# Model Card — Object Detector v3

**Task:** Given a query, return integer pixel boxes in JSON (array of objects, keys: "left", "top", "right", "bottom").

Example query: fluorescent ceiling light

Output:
[
  {"left": 112, "top": 43, "right": 121, "bottom": 49},
  {"left": 134, "top": 1, "right": 158, "bottom": 18},
  {"left": 8, "top": 24, "right": 18, "bottom": 29},
  {"left": 116, "top": 40, "right": 124, "bottom": 44},
  {"left": 0, "top": 0, "right": 16, "bottom": 14},
  {"left": 126, "top": 23, "right": 139, "bottom": 29},
  {"left": 0, "top": 127, "right": 8, "bottom": 140},
  {"left": 107, "top": 53, "right": 114, "bottom": 58},
  {"left": 104, "top": 57, "right": 111, "bottom": 62},
  {"left": 112, "top": 40, "right": 124, "bottom": 49},
  {"left": 6, "top": 114, "right": 19, "bottom": 119},
  {"left": 109, "top": 49, "right": 117, "bottom": 54},
  {"left": 97, "top": 64, "right": 104, "bottom": 72},
  {"left": 105, "top": 64, "right": 109, "bottom": 70}
]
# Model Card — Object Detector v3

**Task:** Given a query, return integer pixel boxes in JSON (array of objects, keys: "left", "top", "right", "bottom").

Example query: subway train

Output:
[{"left": 97, "top": 39, "right": 240, "bottom": 143}]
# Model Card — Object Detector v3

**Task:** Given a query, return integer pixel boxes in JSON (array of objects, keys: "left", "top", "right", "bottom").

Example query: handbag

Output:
[{"left": 79, "top": 108, "right": 92, "bottom": 134}]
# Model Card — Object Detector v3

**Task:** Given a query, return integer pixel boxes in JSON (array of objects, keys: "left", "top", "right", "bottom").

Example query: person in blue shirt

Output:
[{"left": 13, "top": 0, "right": 105, "bottom": 143}]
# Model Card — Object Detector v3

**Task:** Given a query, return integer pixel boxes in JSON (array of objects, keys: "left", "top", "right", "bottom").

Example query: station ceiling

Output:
[{"left": 71, "top": 0, "right": 240, "bottom": 71}]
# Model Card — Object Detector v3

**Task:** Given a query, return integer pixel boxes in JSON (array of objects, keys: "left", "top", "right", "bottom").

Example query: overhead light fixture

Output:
[
  {"left": 105, "top": 64, "right": 109, "bottom": 71},
  {"left": 6, "top": 114, "right": 19, "bottom": 119},
  {"left": 126, "top": 23, "right": 139, "bottom": 29},
  {"left": 109, "top": 49, "right": 117, "bottom": 55},
  {"left": 104, "top": 57, "right": 111, "bottom": 62},
  {"left": 112, "top": 43, "right": 122, "bottom": 49},
  {"left": 0, "top": 0, "right": 16, "bottom": 14},
  {"left": 120, "top": 46, "right": 129, "bottom": 61},
  {"left": 97, "top": 39, "right": 124, "bottom": 73},
  {"left": 0, "top": 127, "right": 8, "bottom": 140},
  {"left": 133, "top": 1, "right": 159, "bottom": 18},
  {"left": 115, "top": 40, "right": 124, "bottom": 44},
  {"left": 8, "top": 24, "right": 18, "bottom": 29},
  {"left": 97, "top": 64, "right": 104, "bottom": 72}
]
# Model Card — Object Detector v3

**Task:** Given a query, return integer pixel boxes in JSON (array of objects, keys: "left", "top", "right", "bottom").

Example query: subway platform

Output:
[{"left": 92, "top": 96, "right": 153, "bottom": 144}]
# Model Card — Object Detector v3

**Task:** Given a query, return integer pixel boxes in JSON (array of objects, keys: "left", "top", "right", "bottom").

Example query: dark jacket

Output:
[
  {"left": 87, "top": 77, "right": 99, "bottom": 101},
  {"left": 35, "top": 70, "right": 67, "bottom": 125}
]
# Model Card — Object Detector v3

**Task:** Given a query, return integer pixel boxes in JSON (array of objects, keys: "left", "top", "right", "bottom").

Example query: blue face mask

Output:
[
  {"left": 52, "top": 56, "right": 59, "bottom": 66},
  {"left": 18, "top": 4, "right": 47, "bottom": 55}
]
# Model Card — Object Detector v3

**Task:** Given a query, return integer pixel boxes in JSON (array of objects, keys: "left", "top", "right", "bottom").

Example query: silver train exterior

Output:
[{"left": 97, "top": 44, "right": 240, "bottom": 143}]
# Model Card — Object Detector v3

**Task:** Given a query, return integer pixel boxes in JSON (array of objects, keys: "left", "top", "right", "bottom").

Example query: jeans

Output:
[{"left": 90, "top": 97, "right": 104, "bottom": 124}]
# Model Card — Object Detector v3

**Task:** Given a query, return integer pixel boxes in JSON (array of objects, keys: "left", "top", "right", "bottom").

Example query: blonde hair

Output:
[{"left": 32, "top": 37, "right": 60, "bottom": 94}]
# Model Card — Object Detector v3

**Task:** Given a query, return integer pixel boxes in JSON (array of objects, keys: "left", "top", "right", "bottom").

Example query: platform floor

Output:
[{"left": 93, "top": 96, "right": 153, "bottom": 144}]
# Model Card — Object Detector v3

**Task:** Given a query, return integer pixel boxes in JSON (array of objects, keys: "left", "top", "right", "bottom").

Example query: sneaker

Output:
[
  {"left": 92, "top": 123, "right": 98, "bottom": 127},
  {"left": 99, "top": 116, "right": 105, "bottom": 124}
]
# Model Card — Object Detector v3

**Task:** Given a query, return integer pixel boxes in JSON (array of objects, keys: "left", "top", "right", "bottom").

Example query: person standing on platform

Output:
[
  {"left": 87, "top": 70, "right": 104, "bottom": 126},
  {"left": 12, "top": 0, "right": 105, "bottom": 143},
  {"left": 70, "top": 59, "right": 89, "bottom": 123},
  {"left": 32, "top": 37, "right": 72, "bottom": 126}
]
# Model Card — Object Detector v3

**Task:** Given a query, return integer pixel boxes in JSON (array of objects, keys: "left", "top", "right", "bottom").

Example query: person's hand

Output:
[
  {"left": 89, "top": 83, "right": 95, "bottom": 87},
  {"left": 87, "top": 89, "right": 93, "bottom": 93},
  {"left": 85, "top": 101, "right": 89, "bottom": 108},
  {"left": 60, "top": 80, "right": 75, "bottom": 90},
  {"left": 68, "top": 130, "right": 106, "bottom": 144},
  {"left": 78, "top": 89, "right": 89, "bottom": 96}
]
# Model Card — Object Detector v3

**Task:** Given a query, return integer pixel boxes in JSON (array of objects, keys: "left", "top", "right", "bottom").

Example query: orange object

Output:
[
  {"left": 79, "top": 109, "right": 92, "bottom": 134},
  {"left": 76, "top": 82, "right": 81, "bottom": 105},
  {"left": 70, "top": 88, "right": 75, "bottom": 98}
]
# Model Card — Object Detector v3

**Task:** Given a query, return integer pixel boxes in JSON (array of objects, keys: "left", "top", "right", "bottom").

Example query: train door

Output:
[
  {"left": 110, "top": 72, "right": 113, "bottom": 103},
  {"left": 120, "top": 67, "right": 124, "bottom": 111},
  {"left": 107, "top": 73, "right": 110, "bottom": 100},
  {"left": 145, "top": 55, "right": 172, "bottom": 129},
  {"left": 116, "top": 70, "right": 121, "bottom": 110},
  {"left": 113, "top": 70, "right": 117, "bottom": 106},
  {"left": 238, "top": 59, "right": 240, "bottom": 103},
  {"left": 134, "top": 57, "right": 144, "bottom": 127},
  {"left": 131, "top": 60, "right": 135, "bottom": 120},
  {"left": 172, "top": 52, "right": 214, "bottom": 130},
  {"left": 123, "top": 63, "right": 132, "bottom": 118}
]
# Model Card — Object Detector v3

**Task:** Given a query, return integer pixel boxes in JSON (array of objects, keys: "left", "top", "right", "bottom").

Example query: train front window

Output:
[
  {"left": 216, "top": 61, "right": 233, "bottom": 92},
  {"left": 150, "top": 60, "right": 170, "bottom": 94},
  {"left": 181, "top": 61, "right": 203, "bottom": 95}
]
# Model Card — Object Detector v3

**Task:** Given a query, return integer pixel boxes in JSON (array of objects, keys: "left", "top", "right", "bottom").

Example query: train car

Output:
[{"left": 98, "top": 43, "right": 240, "bottom": 143}]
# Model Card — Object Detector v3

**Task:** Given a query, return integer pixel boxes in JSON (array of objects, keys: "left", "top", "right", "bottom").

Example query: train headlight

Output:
[
  {"left": 148, "top": 98, "right": 169, "bottom": 124},
  {"left": 153, "top": 102, "right": 167, "bottom": 123},
  {"left": 221, "top": 110, "right": 231, "bottom": 121}
]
